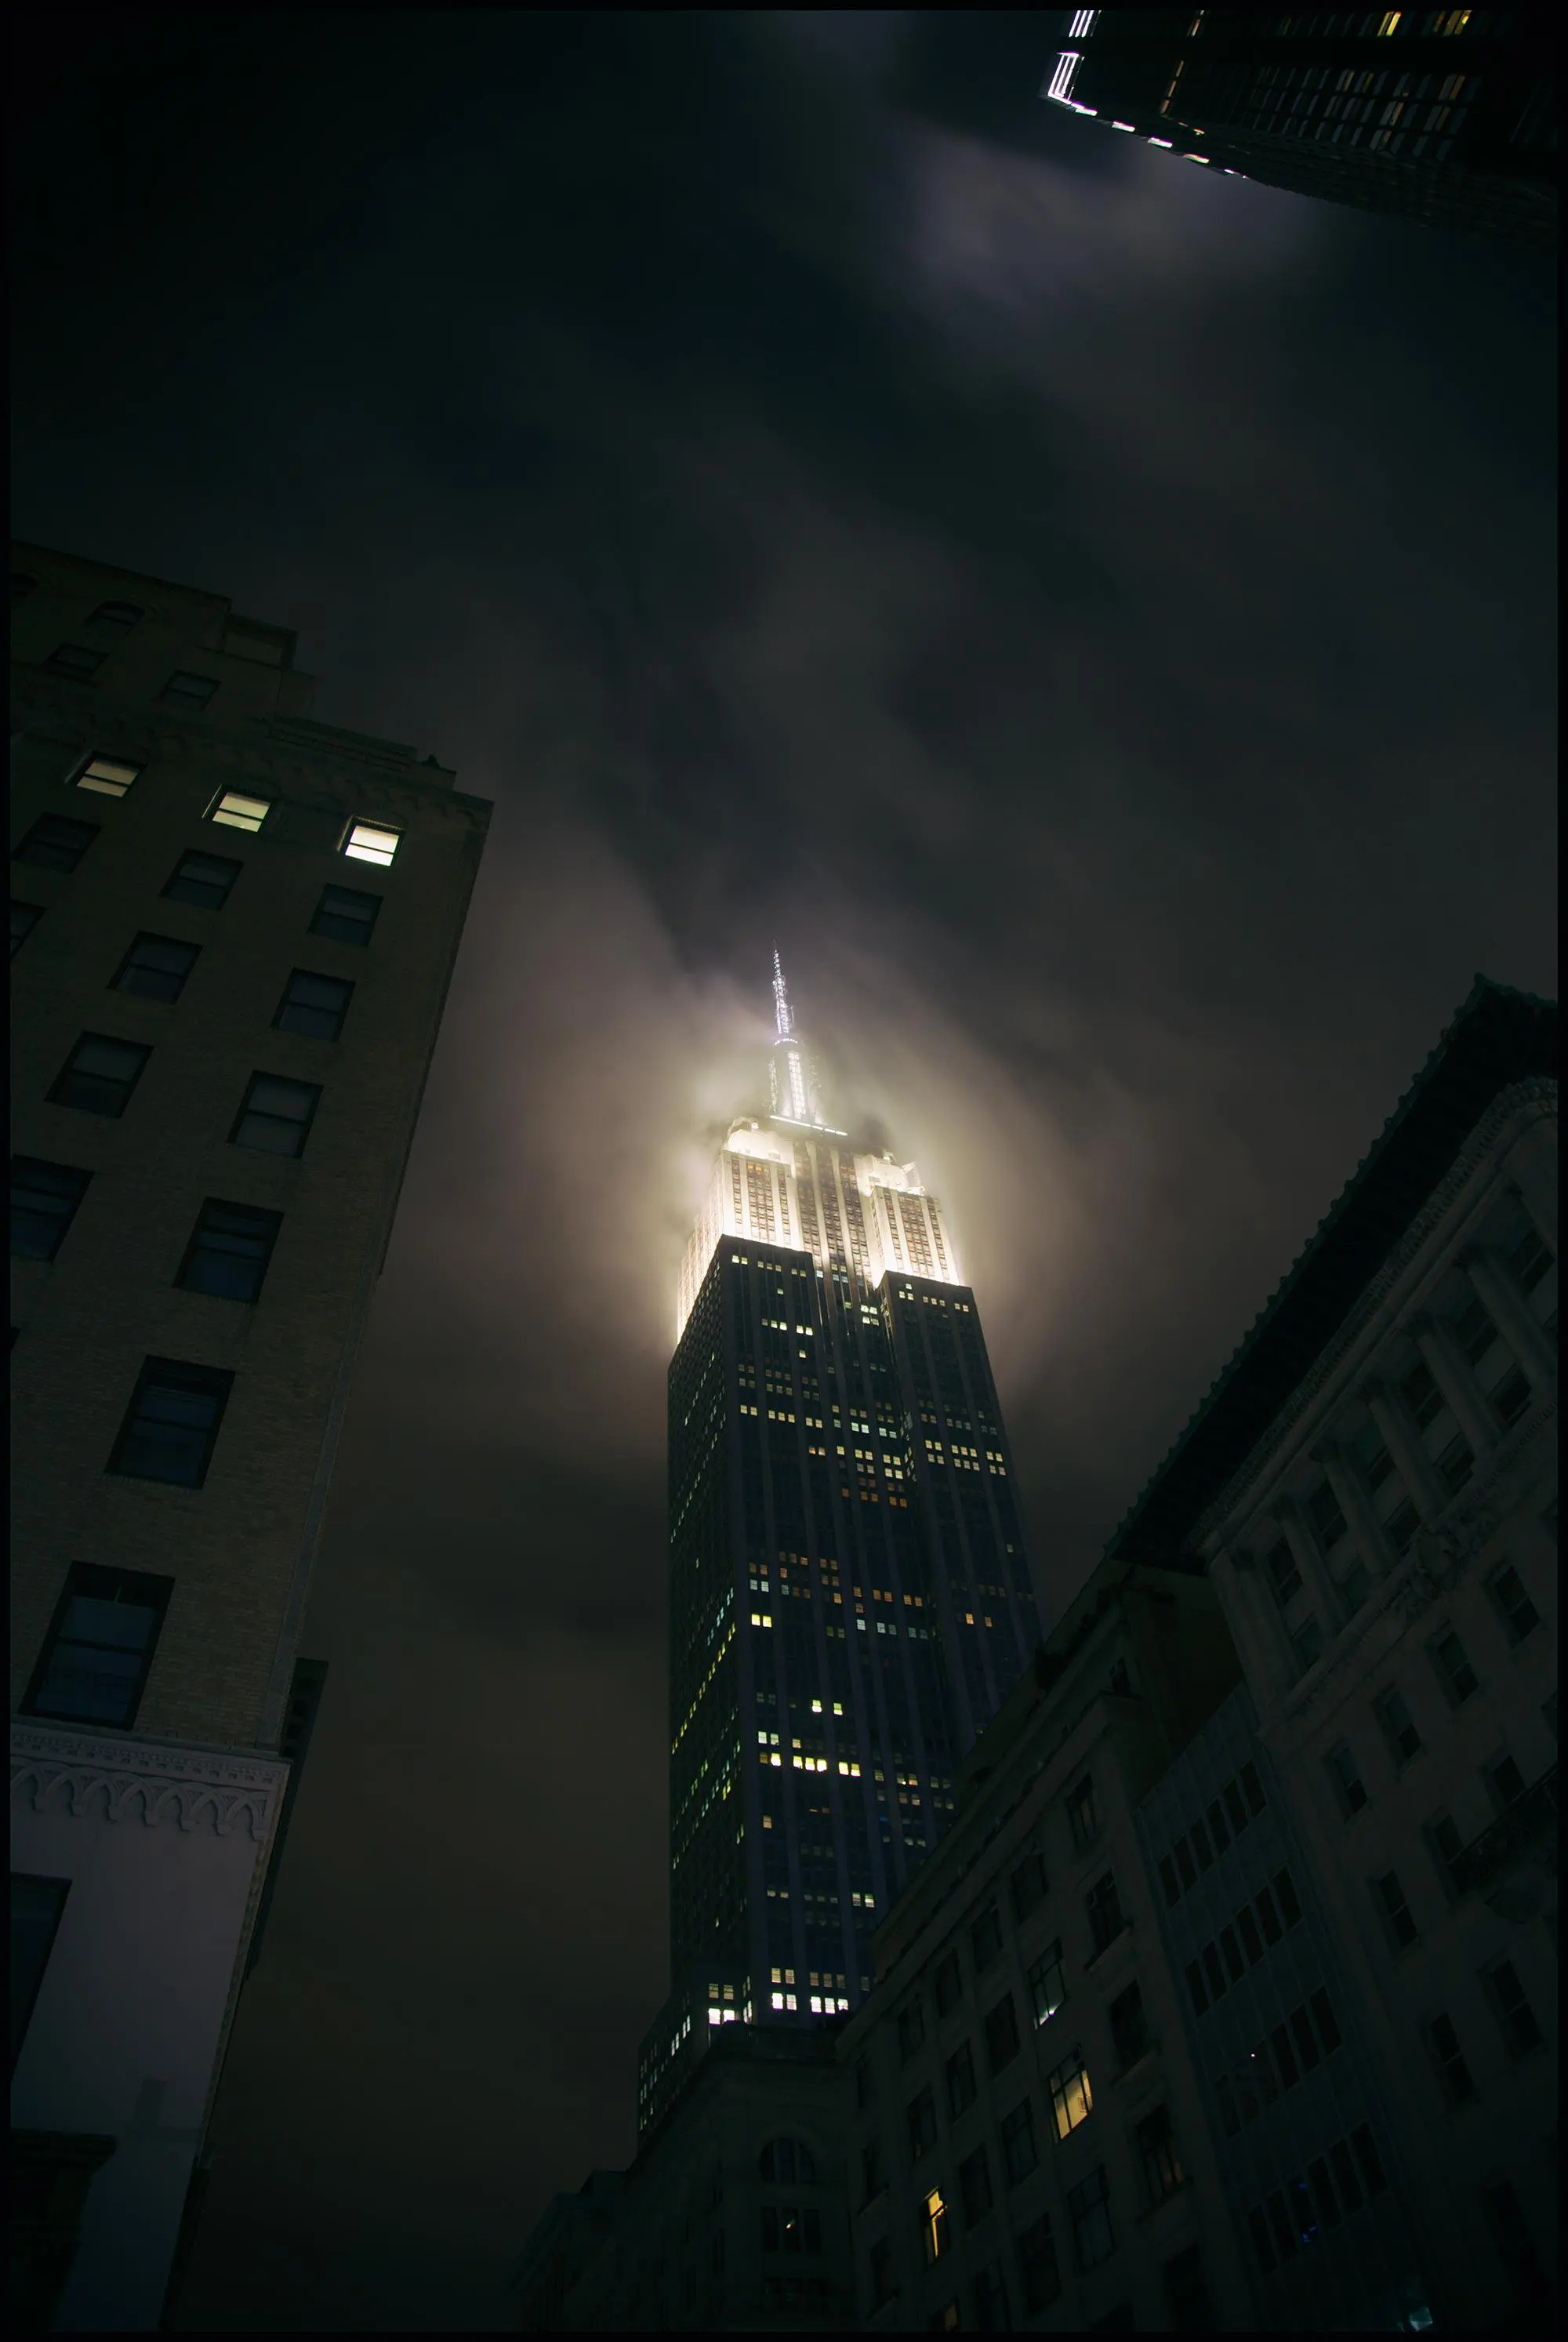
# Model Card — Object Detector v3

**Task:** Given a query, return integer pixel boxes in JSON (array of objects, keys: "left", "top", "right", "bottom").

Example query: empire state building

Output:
[{"left": 641, "top": 964, "right": 1048, "bottom": 2133}]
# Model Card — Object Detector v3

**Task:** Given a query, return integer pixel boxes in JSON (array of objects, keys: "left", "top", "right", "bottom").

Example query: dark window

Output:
[
  {"left": 1485, "top": 1960, "right": 1542, "bottom": 2055},
  {"left": 1108, "top": 1983, "right": 1147, "bottom": 2071},
  {"left": 1486, "top": 1562, "right": 1540, "bottom": 1644},
  {"left": 1426, "top": 2012, "right": 1475, "bottom": 2103},
  {"left": 1351, "top": 2125, "right": 1387, "bottom": 2199},
  {"left": 869, "top": 2236, "right": 895, "bottom": 2308},
  {"left": 958, "top": 2145, "right": 993, "bottom": 2228},
  {"left": 855, "top": 2054, "right": 874, "bottom": 2111},
  {"left": 758, "top": 2138, "right": 815, "bottom": 2183},
  {"left": 1240, "top": 1762, "right": 1265, "bottom": 1817},
  {"left": 43, "top": 641, "right": 106, "bottom": 679},
  {"left": 1430, "top": 1628, "right": 1479, "bottom": 1706},
  {"left": 176, "top": 1198, "right": 283, "bottom": 1302},
  {"left": 1307, "top": 2156, "right": 1341, "bottom": 2231},
  {"left": 1289, "top": 2006, "right": 1320, "bottom": 2073},
  {"left": 906, "top": 2086, "right": 938, "bottom": 2159},
  {"left": 1085, "top": 1872, "right": 1124, "bottom": 1957},
  {"left": 89, "top": 601, "right": 143, "bottom": 632},
  {"left": 163, "top": 849, "right": 241, "bottom": 910},
  {"left": 999, "top": 2097, "right": 1036, "bottom": 2184},
  {"left": 972, "top": 2259, "right": 1008, "bottom": 2332},
  {"left": 1290, "top": 1615, "right": 1323, "bottom": 1676},
  {"left": 160, "top": 671, "right": 218, "bottom": 709},
  {"left": 310, "top": 883, "right": 383, "bottom": 946},
  {"left": 1028, "top": 1940, "right": 1065, "bottom": 2027},
  {"left": 1401, "top": 1360, "right": 1444, "bottom": 1429},
  {"left": 1327, "top": 1743, "right": 1367, "bottom": 1815},
  {"left": 1174, "top": 1834, "right": 1197, "bottom": 1890},
  {"left": 1236, "top": 1903, "right": 1264, "bottom": 1966},
  {"left": 983, "top": 1994, "right": 1020, "bottom": 2075},
  {"left": 1376, "top": 1872, "right": 1417, "bottom": 1951},
  {"left": 1270, "top": 2021, "right": 1300, "bottom": 2091},
  {"left": 1254, "top": 1883, "right": 1283, "bottom": 1943},
  {"left": 945, "top": 2040, "right": 976, "bottom": 2117},
  {"left": 12, "top": 1875, "right": 71, "bottom": 2071},
  {"left": 1503, "top": 1225, "right": 1552, "bottom": 1294},
  {"left": 970, "top": 1903, "right": 1003, "bottom": 1972},
  {"left": 1137, "top": 2105, "right": 1183, "bottom": 2206},
  {"left": 1202, "top": 1944, "right": 1226, "bottom": 1999},
  {"left": 1158, "top": 1854, "right": 1181, "bottom": 1908},
  {"left": 1219, "top": 1924, "right": 1245, "bottom": 1983},
  {"left": 11, "top": 1158, "right": 91, "bottom": 1262},
  {"left": 1479, "top": 2180, "right": 1548, "bottom": 2298},
  {"left": 1386, "top": 1498, "right": 1421, "bottom": 1555},
  {"left": 1065, "top": 2166, "right": 1113, "bottom": 2272},
  {"left": 111, "top": 931, "right": 201, "bottom": 1003},
  {"left": 12, "top": 569, "right": 37, "bottom": 602},
  {"left": 1489, "top": 1363, "right": 1532, "bottom": 1428},
  {"left": 897, "top": 1999, "right": 927, "bottom": 2062},
  {"left": 230, "top": 1073, "right": 321, "bottom": 1159},
  {"left": 13, "top": 813, "right": 100, "bottom": 873},
  {"left": 1265, "top": 1538, "right": 1300, "bottom": 1605},
  {"left": 1065, "top": 1774, "right": 1097, "bottom": 1850},
  {"left": 1205, "top": 1795, "right": 1231, "bottom": 1855},
  {"left": 861, "top": 2139, "right": 884, "bottom": 2206},
  {"left": 1185, "top": 1959, "right": 1207, "bottom": 2017},
  {"left": 1486, "top": 1754, "right": 1527, "bottom": 1812},
  {"left": 49, "top": 1032, "right": 151, "bottom": 1117},
  {"left": 1436, "top": 1432, "right": 1475, "bottom": 1494},
  {"left": 1451, "top": 1293, "right": 1498, "bottom": 1367},
  {"left": 12, "top": 899, "right": 45, "bottom": 957},
  {"left": 274, "top": 968, "right": 354, "bottom": 1042},
  {"left": 1374, "top": 1687, "right": 1422, "bottom": 1765},
  {"left": 1163, "top": 2244, "right": 1214, "bottom": 2333},
  {"left": 1350, "top": 1422, "right": 1395, "bottom": 1489},
  {"left": 23, "top": 1563, "right": 172, "bottom": 1727},
  {"left": 1225, "top": 1775, "right": 1252, "bottom": 1832},
  {"left": 1308, "top": 1988, "right": 1341, "bottom": 2053},
  {"left": 1336, "top": 1560, "right": 1370, "bottom": 1619},
  {"left": 1009, "top": 1850, "right": 1047, "bottom": 1923},
  {"left": 1190, "top": 1817, "right": 1214, "bottom": 1872},
  {"left": 933, "top": 1952, "right": 962, "bottom": 2017},
  {"left": 1248, "top": 2205, "right": 1276, "bottom": 2274},
  {"left": 107, "top": 1356, "right": 233, "bottom": 1487},
  {"left": 1018, "top": 2213, "right": 1060, "bottom": 2312},
  {"left": 1307, "top": 1481, "right": 1347, "bottom": 1547}
]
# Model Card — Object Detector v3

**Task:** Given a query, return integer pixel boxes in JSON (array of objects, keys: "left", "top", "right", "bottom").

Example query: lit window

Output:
[
  {"left": 343, "top": 819, "right": 401, "bottom": 867},
  {"left": 210, "top": 789, "right": 273, "bottom": 833},
  {"left": 1047, "top": 2050, "right": 1092, "bottom": 2139},
  {"left": 76, "top": 755, "right": 141, "bottom": 797},
  {"left": 920, "top": 2186, "right": 949, "bottom": 2265},
  {"left": 23, "top": 1563, "right": 172, "bottom": 1727}
]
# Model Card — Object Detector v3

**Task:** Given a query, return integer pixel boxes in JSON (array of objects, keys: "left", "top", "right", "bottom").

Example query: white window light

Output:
[
  {"left": 343, "top": 819, "right": 401, "bottom": 867},
  {"left": 1149, "top": 136, "right": 1174, "bottom": 147},
  {"left": 1110, "top": 121, "right": 1136, "bottom": 132},
  {"left": 211, "top": 789, "right": 273, "bottom": 833},
  {"left": 76, "top": 755, "right": 142, "bottom": 797}
]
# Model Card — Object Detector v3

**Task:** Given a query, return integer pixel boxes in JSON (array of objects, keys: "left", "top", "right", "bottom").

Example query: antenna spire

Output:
[{"left": 772, "top": 947, "right": 795, "bottom": 1040}]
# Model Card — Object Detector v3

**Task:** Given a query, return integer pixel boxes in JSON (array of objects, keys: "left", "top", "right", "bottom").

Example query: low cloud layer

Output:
[{"left": 12, "top": 10, "right": 1555, "bottom": 2326}]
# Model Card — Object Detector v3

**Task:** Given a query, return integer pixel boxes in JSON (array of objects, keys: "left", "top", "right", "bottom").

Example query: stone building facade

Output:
[{"left": 10, "top": 542, "right": 489, "bottom": 2329}]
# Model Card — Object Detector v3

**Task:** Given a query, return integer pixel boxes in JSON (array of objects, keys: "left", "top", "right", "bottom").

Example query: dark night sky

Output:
[{"left": 11, "top": 9, "right": 1555, "bottom": 2329}]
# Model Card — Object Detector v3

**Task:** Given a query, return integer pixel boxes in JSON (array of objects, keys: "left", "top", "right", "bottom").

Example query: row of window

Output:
[
  {"left": 1421, "top": 1967, "right": 1545, "bottom": 2100},
  {"left": 13, "top": 876, "right": 381, "bottom": 981},
  {"left": 1214, "top": 1987, "right": 1343, "bottom": 2135},
  {"left": 16, "top": 1166, "right": 281, "bottom": 1301},
  {"left": 1157, "top": 1759, "right": 1267, "bottom": 1908},
  {"left": 1246, "top": 2122, "right": 1388, "bottom": 2275},
  {"left": 28, "top": 1030, "right": 324, "bottom": 1158},
  {"left": 1185, "top": 1866, "right": 1303, "bottom": 2017},
  {"left": 16, "top": 808, "right": 391, "bottom": 931}
]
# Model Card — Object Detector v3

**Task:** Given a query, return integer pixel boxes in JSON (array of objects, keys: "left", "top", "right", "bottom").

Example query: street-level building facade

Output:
[{"left": 10, "top": 543, "right": 489, "bottom": 2329}]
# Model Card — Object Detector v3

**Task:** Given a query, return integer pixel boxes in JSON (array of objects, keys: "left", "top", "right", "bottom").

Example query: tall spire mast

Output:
[{"left": 772, "top": 947, "right": 795, "bottom": 1040}]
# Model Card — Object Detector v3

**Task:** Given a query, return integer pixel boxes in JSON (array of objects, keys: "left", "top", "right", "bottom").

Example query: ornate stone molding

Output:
[
  {"left": 10, "top": 1720, "right": 288, "bottom": 1841},
  {"left": 1193, "top": 1079, "right": 1558, "bottom": 1547}
]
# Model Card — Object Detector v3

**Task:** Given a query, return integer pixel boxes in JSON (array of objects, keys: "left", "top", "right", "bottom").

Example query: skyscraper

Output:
[
  {"left": 1043, "top": 9, "right": 1555, "bottom": 252},
  {"left": 641, "top": 963, "right": 1047, "bottom": 2133},
  {"left": 10, "top": 543, "right": 489, "bottom": 2329}
]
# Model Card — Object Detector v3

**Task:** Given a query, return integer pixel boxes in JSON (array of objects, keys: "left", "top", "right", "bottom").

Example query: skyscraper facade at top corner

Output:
[
  {"left": 1043, "top": 8, "right": 1556, "bottom": 252},
  {"left": 9, "top": 543, "right": 490, "bottom": 2333},
  {"left": 655, "top": 959, "right": 1049, "bottom": 2102}
]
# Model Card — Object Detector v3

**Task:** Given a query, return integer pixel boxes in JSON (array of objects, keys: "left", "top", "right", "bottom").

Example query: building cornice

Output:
[
  {"left": 10, "top": 1719, "right": 289, "bottom": 1840},
  {"left": 1192, "top": 1079, "right": 1556, "bottom": 1547}
]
